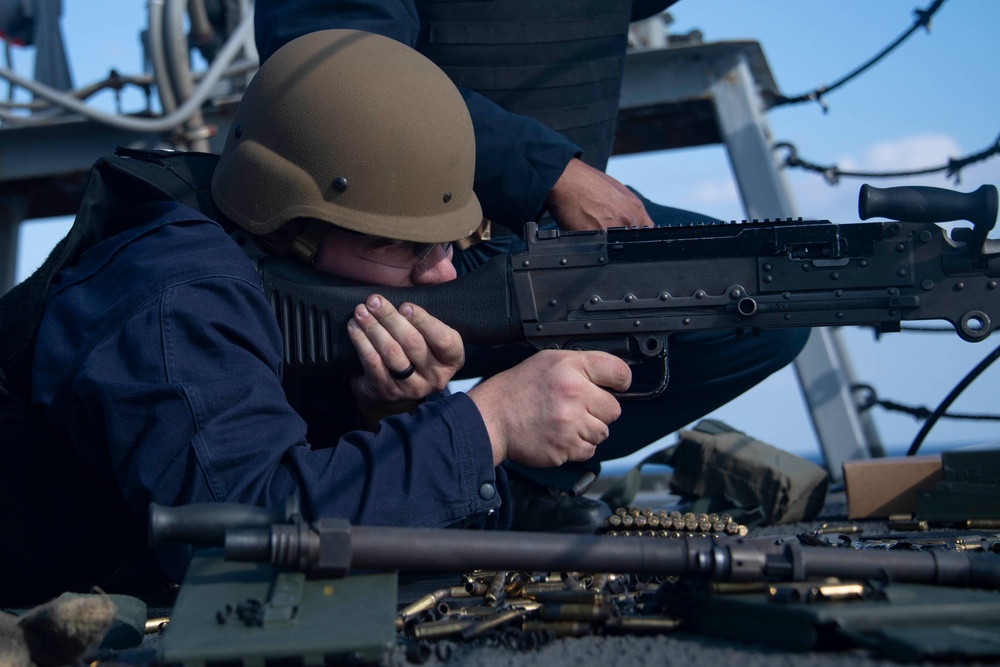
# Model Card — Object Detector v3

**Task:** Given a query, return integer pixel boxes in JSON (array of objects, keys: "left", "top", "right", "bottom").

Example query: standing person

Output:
[
  {"left": 4, "top": 29, "right": 629, "bottom": 604},
  {"left": 252, "top": 1, "right": 811, "bottom": 532}
]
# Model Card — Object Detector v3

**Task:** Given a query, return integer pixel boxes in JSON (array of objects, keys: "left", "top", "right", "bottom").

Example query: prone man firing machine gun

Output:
[{"left": 255, "top": 183, "right": 1000, "bottom": 397}]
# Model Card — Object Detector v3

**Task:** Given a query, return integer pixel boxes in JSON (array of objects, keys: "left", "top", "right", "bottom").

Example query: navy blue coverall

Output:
[{"left": 31, "top": 202, "right": 509, "bottom": 576}]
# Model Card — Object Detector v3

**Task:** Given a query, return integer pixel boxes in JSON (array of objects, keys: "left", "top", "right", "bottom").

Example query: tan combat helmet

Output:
[{"left": 211, "top": 29, "right": 482, "bottom": 253}]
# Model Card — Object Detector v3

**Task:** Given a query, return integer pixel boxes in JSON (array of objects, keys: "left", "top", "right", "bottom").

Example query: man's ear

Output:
[{"left": 253, "top": 218, "right": 311, "bottom": 258}]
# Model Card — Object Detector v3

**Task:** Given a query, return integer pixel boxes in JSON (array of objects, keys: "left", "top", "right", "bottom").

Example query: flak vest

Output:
[{"left": 414, "top": 0, "right": 636, "bottom": 173}]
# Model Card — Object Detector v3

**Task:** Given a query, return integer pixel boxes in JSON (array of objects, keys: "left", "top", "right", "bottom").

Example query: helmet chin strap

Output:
[{"left": 290, "top": 220, "right": 329, "bottom": 266}]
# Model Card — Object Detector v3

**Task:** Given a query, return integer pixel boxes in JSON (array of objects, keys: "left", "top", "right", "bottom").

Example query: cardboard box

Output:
[{"left": 843, "top": 455, "right": 943, "bottom": 519}]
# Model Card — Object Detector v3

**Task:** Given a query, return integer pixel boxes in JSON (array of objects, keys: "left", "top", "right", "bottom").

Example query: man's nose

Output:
[{"left": 411, "top": 246, "right": 457, "bottom": 285}]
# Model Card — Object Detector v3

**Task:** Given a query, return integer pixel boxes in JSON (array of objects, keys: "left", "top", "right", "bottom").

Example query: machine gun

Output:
[
  {"left": 256, "top": 184, "right": 1000, "bottom": 397},
  {"left": 149, "top": 498, "right": 1000, "bottom": 587}
]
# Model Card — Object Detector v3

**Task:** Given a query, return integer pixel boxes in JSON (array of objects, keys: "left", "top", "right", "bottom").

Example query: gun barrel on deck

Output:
[{"left": 150, "top": 501, "right": 1000, "bottom": 588}]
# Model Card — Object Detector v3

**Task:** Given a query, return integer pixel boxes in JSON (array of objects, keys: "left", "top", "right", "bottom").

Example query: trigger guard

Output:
[{"left": 614, "top": 354, "right": 669, "bottom": 400}]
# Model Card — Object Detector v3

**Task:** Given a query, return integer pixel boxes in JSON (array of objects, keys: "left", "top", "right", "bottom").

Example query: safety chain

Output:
[
  {"left": 774, "top": 132, "right": 1000, "bottom": 186},
  {"left": 852, "top": 382, "right": 1000, "bottom": 422},
  {"left": 767, "top": 0, "right": 947, "bottom": 112}
]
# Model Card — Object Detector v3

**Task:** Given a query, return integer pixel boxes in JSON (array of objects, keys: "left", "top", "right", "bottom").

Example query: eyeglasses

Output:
[
  {"left": 412, "top": 241, "right": 453, "bottom": 261},
  {"left": 353, "top": 232, "right": 452, "bottom": 261}
]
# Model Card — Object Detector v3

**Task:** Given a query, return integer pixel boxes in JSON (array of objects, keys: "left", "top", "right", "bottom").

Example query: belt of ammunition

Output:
[{"left": 602, "top": 507, "right": 748, "bottom": 537}]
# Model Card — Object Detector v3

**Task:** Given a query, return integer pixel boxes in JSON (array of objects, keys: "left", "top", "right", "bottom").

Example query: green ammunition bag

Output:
[
  {"left": 602, "top": 419, "right": 829, "bottom": 525},
  {"left": 667, "top": 419, "right": 829, "bottom": 524}
]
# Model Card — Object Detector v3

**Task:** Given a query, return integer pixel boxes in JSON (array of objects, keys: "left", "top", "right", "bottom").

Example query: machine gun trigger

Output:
[
  {"left": 617, "top": 350, "right": 670, "bottom": 400},
  {"left": 559, "top": 335, "right": 670, "bottom": 400}
]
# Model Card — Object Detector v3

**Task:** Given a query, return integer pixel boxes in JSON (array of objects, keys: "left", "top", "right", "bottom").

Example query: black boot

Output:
[{"left": 508, "top": 477, "right": 611, "bottom": 534}]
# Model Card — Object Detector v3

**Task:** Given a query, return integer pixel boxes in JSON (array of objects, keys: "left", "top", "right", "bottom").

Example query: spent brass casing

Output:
[
  {"left": 560, "top": 571, "right": 586, "bottom": 589},
  {"left": 590, "top": 572, "right": 609, "bottom": 592},
  {"left": 399, "top": 585, "right": 471, "bottom": 621},
  {"left": 463, "top": 570, "right": 496, "bottom": 586},
  {"left": 506, "top": 600, "right": 543, "bottom": 612},
  {"left": 461, "top": 608, "right": 524, "bottom": 640},
  {"left": 522, "top": 620, "right": 593, "bottom": 638},
  {"left": 888, "top": 519, "right": 929, "bottom": 531},
  {"left": 540, "top": 603, "right": 612, "bottom": 622},
  {"left": 486, "top": 570, "right": 508, "bottom": 606},
  {"left": 817, "top": 523, "right": 864, "bottom": 535},
  {"left": 465, "top": 580, "right": 488, "bottom": 596},
  {"left": 145, "top": 617, "right": 170, "bottom": 634},
  {"left": 411, "top": 618, "right": 474, "bottom": 640},
  {"left": 504, "top": 572, "right": 528, "bottom": 598}
]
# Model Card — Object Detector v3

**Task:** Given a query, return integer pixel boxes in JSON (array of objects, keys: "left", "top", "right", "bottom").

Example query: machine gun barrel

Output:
[{"left": 150, "top": 501, "right": 1000, "bottom": 588}]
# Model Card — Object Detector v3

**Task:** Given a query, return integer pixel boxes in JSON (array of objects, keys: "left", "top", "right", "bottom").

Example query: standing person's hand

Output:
[
  {"left": 468, "top": 350, "right": 632, "bottom": 467},
  {"left": 347, "top": 294, "right": 465, "bottom": 426},
  {"left": 545, "top": 158, "right": 654, "bottom": 231}
]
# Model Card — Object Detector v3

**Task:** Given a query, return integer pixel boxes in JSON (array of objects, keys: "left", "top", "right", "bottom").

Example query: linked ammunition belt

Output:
[{"left": 600, "top": 507, "right": 749, "bottom": 538}]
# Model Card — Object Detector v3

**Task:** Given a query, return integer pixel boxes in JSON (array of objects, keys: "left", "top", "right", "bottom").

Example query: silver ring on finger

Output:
[{"left": 389, "top": 362, "right": 416, "bottom": 380}]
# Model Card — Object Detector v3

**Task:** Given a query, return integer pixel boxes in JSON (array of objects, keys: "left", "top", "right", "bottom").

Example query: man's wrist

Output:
[{"left": 467, "top": 383, "right": 507, "bottom": 467}]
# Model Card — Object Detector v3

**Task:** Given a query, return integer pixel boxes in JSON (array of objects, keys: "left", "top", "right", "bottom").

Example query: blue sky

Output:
[{"left": 9, "top": 0, "right": 1000, "bottom": 463}]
